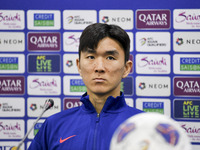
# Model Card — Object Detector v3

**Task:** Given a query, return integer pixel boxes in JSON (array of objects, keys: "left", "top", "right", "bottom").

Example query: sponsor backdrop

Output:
[{"left": 0, "top": 0, "right": 200, "bottom": 149}]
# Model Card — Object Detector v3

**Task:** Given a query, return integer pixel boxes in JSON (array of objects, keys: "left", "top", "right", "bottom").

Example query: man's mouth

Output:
[{"left": 93, "top": 78, "right": 105, "bottom": 82}]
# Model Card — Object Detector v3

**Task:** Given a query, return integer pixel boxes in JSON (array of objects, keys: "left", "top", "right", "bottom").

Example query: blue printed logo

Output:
[
  {"left": 70, "top": 79, "right": 86, "bottom": 92},
  {"left": 0, "top": 57, "right": 18, "bottom": 70},
  {"left": 34, "top": 13, "right": 54, "bottom": 26},
  {"left": 34, "top": 122, "right": 43, "bottom": 135},
  {"left": 180, "top": 57, "right": 200, "bottom": 71},
  {"left": 143, "top": 102, "right": 164, "bottom": 114}
]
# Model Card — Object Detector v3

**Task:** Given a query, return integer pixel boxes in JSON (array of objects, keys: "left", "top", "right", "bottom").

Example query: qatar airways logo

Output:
[
  {"left": 28, "top": 32, "right": 61, "bottom": 51},
  {"left": 174, "top": 9, "right": 200, "bottom": 29},
  {"left": 0, "top": 10, "right": 24, "bottom": 30},
  {"left": 64, "top": 98, "right": 82, "bottom": 110},
  {"left": 0, "top": 76, "right": 25, "bottom": 95},
  {"left": 174, "top": 77, "right": 200, "bottom": 96},
  {"left": 28, "top": 76, "right": 61, "bottom": 95},
  {"left": 136, "top": 10, "right": 170, "bottom": 29},
  {"left": 136, "top": 54, "right": 170, "bottom": 74}
]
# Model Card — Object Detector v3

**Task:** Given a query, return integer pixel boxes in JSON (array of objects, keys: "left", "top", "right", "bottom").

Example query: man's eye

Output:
[
  {"left": 107, "top": 56, "right": 115, "bottom": 60},
  {"left": 87, "top": 56, "right": 95, "bottom": 59}
]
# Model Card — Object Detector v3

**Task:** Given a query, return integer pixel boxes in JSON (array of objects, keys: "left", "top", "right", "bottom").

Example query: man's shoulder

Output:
[{"left": 47, "top": 106, "right": 81, "bottom": 122}]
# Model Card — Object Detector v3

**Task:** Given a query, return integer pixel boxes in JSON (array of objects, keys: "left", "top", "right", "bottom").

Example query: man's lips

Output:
[{"left": 93, "top": 78, "right": 106, "bottom": 82}]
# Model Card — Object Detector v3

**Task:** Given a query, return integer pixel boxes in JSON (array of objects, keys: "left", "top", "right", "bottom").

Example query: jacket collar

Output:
[{"left": 80, "top": 92, "right": 127, "bottom": 113}]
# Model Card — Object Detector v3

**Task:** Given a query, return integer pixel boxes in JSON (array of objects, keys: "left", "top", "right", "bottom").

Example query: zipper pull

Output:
[{"left": 96, "top": 113, "right": 100, "bottom": 122}]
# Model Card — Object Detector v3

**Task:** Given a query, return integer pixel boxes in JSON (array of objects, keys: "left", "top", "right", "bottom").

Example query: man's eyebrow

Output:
[
  {"left": 105, "top": 50, "right": 119, "bottom": 56},
  {"left": 84, "top": 48, "right": 96, "bottom": 54},
  {"left": 83, "top": 49, "right": 119, "bottom": 56}
]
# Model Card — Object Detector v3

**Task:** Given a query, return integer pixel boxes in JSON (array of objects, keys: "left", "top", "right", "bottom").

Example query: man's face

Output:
[{"left": 76, "top": 37, "right": 132, "bottom": 98}]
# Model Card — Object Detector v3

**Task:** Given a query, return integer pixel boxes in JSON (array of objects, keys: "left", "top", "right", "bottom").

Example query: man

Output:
[{"left": 28, "top": 23, "right": 143, "bottom": 150}]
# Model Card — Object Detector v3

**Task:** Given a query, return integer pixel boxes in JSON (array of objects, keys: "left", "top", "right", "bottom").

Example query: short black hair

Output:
[{"left": 79, "top": 23, "right": 130, "bottom": 62}]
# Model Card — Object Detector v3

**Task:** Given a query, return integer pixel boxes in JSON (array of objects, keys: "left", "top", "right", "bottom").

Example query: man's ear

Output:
[
  {"left": 76, "top": 58, "right": 82, "bottom": 77},
  {"left": 122, "top": 60, "right": 133, "bottom": 78}
]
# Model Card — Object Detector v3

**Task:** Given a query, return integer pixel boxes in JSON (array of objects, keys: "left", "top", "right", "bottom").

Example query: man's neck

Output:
[
  {"left": 87, "top": 91, "right": 121, "bottom": 114},
  {"left": 89, "top": 94, "right": 108, "bottom": 114}
]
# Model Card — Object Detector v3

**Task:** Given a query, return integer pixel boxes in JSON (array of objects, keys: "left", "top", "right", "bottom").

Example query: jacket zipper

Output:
[{"left": 93, "top": 113, "right": 100, "bottom": 150}]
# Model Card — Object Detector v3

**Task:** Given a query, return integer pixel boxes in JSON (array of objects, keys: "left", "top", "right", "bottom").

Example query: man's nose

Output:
[{"left": 94, "top": 58, "right": 105, "bottom": 73}]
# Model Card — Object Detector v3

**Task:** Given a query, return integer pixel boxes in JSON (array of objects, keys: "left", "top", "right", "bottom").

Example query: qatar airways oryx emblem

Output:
[{"left": 28, "top": 76, "right": 61, "bottom": 95}]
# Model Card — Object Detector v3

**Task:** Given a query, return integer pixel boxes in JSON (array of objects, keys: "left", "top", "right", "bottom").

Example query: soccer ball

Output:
[{"left": 110, "top": 112, "right": 192, "bottom": 150}]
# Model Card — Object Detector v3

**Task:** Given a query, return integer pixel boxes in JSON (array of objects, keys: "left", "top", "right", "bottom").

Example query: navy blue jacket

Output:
[{"left": 28, "top": 92, "right": 143, "bottom": 150}]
